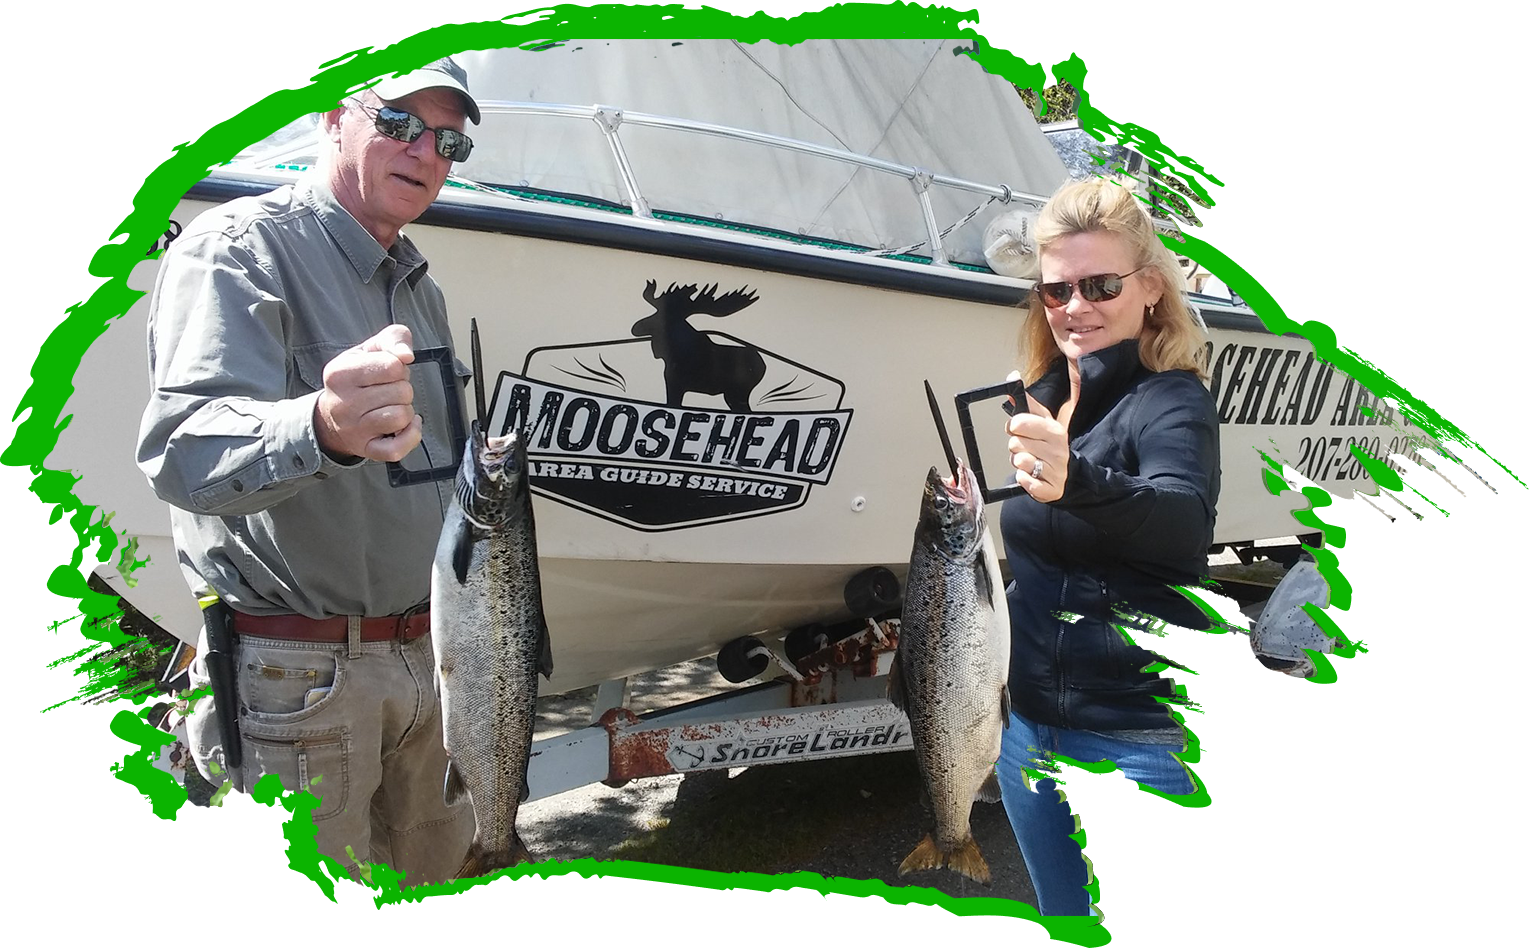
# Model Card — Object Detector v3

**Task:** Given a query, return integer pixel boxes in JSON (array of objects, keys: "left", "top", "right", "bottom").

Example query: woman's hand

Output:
[{"left": 1007, "top": 375, "right": 1069, "bottom": 503}]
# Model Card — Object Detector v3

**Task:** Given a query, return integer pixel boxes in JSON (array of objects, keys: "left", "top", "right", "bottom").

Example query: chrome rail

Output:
[
  {"left": 233, "top": 101, "right": 1194, "bottom": 266},
  {"left": 475, "top": 99, "right": 1047, "bottom": 266}
]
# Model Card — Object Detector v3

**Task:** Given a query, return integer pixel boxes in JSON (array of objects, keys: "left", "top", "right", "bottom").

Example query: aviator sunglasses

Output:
[
  {"left": 1034, "top": 267, "right": 1144, "bottom": 308},
  {"left": 362, "top": 105, "right": 474, "bottom": 162}
]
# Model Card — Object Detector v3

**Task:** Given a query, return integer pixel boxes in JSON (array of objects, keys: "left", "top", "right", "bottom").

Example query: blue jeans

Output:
[{"left": 995, "top": 709, "right": 1195, "bottom": 916}]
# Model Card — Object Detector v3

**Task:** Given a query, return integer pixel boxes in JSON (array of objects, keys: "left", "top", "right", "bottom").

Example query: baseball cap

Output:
[{"left": 371, "top": 56, "right": 481, "bottom": 125}]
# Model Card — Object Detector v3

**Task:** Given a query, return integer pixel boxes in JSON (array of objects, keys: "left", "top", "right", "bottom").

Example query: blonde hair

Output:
[{"left": 1018, "top": 178, "right": 1209, "bottom": 383}]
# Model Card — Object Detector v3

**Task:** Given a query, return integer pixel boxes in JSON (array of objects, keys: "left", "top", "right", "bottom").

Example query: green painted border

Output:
[{"left": 35, "top": 3, "right": 1529, "bottom": 941}]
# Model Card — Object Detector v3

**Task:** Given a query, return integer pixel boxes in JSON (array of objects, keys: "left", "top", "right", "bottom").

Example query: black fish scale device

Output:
[{"left": 923, "top": 377, "right": 1027, "bottom": 504}]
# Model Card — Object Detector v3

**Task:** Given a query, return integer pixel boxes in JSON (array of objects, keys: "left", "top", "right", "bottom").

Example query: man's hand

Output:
[{"left": 313, "top": 324, "right": 422, "bottom": 463}]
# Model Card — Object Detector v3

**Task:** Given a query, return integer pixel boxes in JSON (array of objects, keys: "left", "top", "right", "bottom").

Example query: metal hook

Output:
[
  {"left": 470, "top": 318, "right": 487, "bottom": 425},
  {"left": 923, "top": 380, "right": 961, "bottom": 475}
]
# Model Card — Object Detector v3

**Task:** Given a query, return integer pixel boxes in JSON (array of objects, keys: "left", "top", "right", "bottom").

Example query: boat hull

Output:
[{"left": 64, "top": 181, "right": 1429, "bottom": 693}]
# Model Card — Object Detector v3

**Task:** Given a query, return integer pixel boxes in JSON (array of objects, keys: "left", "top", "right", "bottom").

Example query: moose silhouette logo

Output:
[{"left": 630, "top": 281, "right": 764, "bottom": 411}]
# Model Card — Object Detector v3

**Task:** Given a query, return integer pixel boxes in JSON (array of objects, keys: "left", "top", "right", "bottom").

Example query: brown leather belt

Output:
[{"left": 231, "top": 605, "right": 430, "bottom": 643}]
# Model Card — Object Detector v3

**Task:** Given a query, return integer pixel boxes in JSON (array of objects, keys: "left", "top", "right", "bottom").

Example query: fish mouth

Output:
[
  {"left": 477, "top": 429, "right": 522, "bottom": 483},
  {"left": 941, "top": 458, "right": 977, "bottom": 505}
]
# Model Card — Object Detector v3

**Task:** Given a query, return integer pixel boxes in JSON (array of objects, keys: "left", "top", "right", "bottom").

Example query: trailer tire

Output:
[
  {"left": 717, "top": 635, "right": 771, "bottom": 683},
  {"left": 844, "top": 566, "right": 900, "bottom": 618}
]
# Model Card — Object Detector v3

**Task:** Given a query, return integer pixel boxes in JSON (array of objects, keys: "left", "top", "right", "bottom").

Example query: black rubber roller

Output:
[
  {"left": 843, "top": 566, "right": 900, "bottom": 618},
  {"left": 716, "top": 635, "right": 772, "bottom": 683}
]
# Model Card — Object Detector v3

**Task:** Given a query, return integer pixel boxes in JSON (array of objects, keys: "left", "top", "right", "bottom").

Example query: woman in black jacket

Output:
[{"left": 995, "top": 178, "right": 1220, "bottom": 916}]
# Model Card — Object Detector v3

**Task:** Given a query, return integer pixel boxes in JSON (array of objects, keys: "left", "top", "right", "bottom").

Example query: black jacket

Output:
[{"left": 999, "top": 339, "right": 1220, "bottom": 731}]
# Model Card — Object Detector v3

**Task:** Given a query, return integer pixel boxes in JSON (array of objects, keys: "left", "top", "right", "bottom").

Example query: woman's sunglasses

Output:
[
  {"left": 363, "top": 105, "right": 474, "bottom": 162},
  {"left": 1034, "top": 267, "right": 1144, "bottom": 308}
]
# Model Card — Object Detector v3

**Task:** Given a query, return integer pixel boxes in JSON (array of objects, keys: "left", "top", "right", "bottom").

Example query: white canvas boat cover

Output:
[{"left": 449, "top": 40, "right": 1068, "bottom": 266}]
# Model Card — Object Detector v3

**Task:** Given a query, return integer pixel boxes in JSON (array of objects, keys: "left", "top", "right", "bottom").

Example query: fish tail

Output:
[
  {"left": 456, "top": 834, "right": 536, "bottom": 880},
  {"left": 897, "top": 834, "right": 943, "bottom": 876},
  {"left": 509, "top": 829, "right": 536, "bottom": 866},
  {"left": 897, "top": 833, "right": 993, "bottom": 886},
  {"left": 945, "top": 835, "right": 993, "bottom": 886},
  {"left": 456, "top": 846, "right": 485, "bottom": 880}
]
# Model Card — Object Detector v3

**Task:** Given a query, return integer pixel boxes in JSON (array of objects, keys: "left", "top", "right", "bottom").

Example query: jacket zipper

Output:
[
  {"left": 1049, "top": 503, "right": 1069, "bottom": 728},
  {"left": 1055, "top": 572, "right": 1069, "bottom": 727},
  {"left": 1101, "top": 576, "right": 1117, "bottom": 677}
]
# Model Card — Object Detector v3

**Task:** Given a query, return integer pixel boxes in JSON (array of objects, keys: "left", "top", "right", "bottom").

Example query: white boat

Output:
[{"left": 57, "top": 40, "right": 1432, "bottom": 698}]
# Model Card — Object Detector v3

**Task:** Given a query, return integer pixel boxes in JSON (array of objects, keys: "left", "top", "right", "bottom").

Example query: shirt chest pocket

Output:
[{"left": 290, "top": 343, "right": 351, "bottom": 399}]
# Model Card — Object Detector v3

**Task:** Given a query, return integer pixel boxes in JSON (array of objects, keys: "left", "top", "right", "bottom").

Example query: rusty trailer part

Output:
[
  {"left": 524, "top": 668, "right": 907, "bottom": 802},
  {"left": 788, "top": 614, "right": 892, "bottom": 688},
  {"left": 522, "top": 620, "right": 905, "bottom": 799}
]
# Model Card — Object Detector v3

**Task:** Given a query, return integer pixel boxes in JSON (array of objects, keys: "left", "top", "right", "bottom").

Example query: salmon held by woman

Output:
[{"left": 890, "top": 459, "right": 1011, "bottom": 884}]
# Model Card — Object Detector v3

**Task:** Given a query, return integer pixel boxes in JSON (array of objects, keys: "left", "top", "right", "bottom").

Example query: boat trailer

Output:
[{"left": 526, "top": 618, "right": 906, "bottom": 801}]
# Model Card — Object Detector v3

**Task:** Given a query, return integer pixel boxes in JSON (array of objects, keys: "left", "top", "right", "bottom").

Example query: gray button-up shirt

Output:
[{"left": 136, "top": 174, "right": 467, "bottom": 617}]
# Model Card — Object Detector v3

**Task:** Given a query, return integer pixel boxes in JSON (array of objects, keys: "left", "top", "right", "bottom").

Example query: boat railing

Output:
[
  {"left": 467, "top": 99, "right": 1049, "bottom": 267},
  {"left": 235, "top": 99, "right": 1181, "bottom": 268}
]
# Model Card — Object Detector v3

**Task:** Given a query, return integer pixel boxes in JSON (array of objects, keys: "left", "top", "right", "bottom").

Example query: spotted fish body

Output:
[
  {"left": 431, "top": 427, "right": 551, "bottom": 878},
  {"left": 891, "top": 460, "right": 1011, "bottom": 884}
]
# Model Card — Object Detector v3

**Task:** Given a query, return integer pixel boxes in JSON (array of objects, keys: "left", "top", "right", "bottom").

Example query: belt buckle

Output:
[{"left": 397, "top": 601, "right": 430, "bottom": 641}]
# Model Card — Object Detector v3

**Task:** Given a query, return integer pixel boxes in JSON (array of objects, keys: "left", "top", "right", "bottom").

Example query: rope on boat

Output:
[
  {"left": 858, "top": 192, "right": 1007, "bottom": 259},
  {"left": 445, "top": 173, "right": 541, "bottom": 201},
  {"left": 859, "top": 186, "right": 1044, "bottom": 261}
]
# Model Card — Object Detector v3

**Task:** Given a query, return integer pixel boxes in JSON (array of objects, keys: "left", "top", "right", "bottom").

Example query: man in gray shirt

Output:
[{"left": 137, "top": 58, "right": 482, "bottom": 884}]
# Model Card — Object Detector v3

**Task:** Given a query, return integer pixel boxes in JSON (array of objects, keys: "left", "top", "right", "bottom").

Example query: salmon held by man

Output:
[{"left": 431, "top": 425, "right": 553, "bottom": 877}]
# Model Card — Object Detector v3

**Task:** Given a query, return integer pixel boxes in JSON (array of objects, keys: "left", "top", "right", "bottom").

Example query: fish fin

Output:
[
  {"left": 1000, "top": 685, "right": 1012, "bottom": 725},
  {"left": 537, "top": 615, "right": 554, "bottom": 679},
  {"left": 456, "top": 840, "right": 499, "bottom": 880},
  {"left": 974, "top": 549, "right": 996, "bottom": 607},
  {"left": 886, "top": 651, "right": 907, "bottom": 711},
  {"left": 456, "top": 848, "right": 481, "bottom": 880},
  {"left": 456, "top": 838, "right": 532, "bottom": 880},
  {"left": 945, "top": 835, "right": 993, "bottom": 885},
  {"left": 509, "top": 829, "right": 535, "bottom": 866},
  {"left": 897, "top": 835, "right": 942, "bottom": 876},
  {"left": 449, "top": 517, "right": 473, "bottom": 586},
  {"left": 443, "top": 758, "right": 469, "bottom": 808},
  {"left": 977, "top": 768, "right": 1003, "bottom": 804}
]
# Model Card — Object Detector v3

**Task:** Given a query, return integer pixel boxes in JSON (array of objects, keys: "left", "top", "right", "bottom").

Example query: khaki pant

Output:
[{"left": 187, "top": 629, "right": 473, "bottom": 885}]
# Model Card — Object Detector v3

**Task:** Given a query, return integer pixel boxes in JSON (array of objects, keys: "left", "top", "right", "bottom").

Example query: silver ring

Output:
[{"left": 1030, "top": 459, "right": 1045, "bottom": 479}]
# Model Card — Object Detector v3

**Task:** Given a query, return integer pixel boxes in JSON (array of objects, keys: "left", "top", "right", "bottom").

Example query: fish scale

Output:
[
  {"left": 891, "top": 460, "right": 1010, "bottom": 884},
  {"left": 432, "top": 427, "right": 552, "bottom": 878}
]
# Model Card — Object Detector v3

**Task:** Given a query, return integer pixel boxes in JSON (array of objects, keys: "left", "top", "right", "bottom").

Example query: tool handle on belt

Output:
[{"left": 201, "top": 599, "right": 243, "bottom": 771}]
